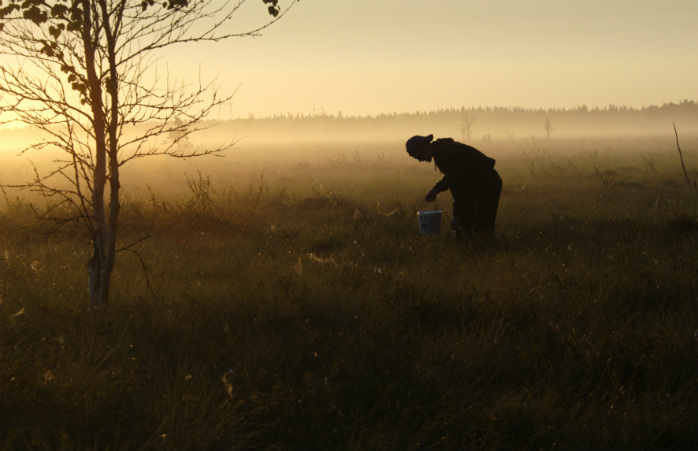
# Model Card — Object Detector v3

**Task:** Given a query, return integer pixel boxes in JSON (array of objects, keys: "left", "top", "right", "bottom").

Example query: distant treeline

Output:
[
  {"left": 217, "top": 100, "right": 698, "bottom": 143},
  {"left": 240, "top": 99, "right": 697, "bottom": 121},
  {"left": 2, "top": 101, "right": 696, "bottom": 152}
]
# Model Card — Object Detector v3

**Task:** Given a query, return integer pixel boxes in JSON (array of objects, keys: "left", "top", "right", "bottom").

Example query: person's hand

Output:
[
  {"left": 425, "top": 189, "right": 437, "bottom": 202},
  {"left": 450, "top": 216, "right": 461, "bottom": 231}
]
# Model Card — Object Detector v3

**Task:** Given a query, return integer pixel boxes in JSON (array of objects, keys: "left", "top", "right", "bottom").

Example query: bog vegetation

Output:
[{"left": 1, "top": 109, "right": 697, "bottom": 450}]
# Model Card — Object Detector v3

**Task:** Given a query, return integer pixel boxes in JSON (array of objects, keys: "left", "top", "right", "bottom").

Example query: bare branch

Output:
[
  {"left": 119, "top": 247, "right": 157, "bottom": 301},
  {"left": 673, "top": 123, "right": 695, "bottom": 190}
]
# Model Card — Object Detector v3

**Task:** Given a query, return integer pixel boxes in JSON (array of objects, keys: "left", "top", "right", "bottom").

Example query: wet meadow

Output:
[{"left": 1, "top": 129, "right": 697, "bottom": 450}]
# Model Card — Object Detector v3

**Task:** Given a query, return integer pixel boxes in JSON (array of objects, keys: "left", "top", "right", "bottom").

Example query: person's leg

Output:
[
  {"left": 474, "top": 171, "right": 502, "bottom": 235},
  {"left": 452, "top": 190, "right": 475, "bottom": 237}
]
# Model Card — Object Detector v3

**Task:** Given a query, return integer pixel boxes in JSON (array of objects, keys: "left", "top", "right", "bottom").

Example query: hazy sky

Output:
[{"left": 167, "top": 0, "right": 697, "bottom": 118}]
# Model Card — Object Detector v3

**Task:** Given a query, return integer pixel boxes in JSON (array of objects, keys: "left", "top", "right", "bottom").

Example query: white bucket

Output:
[{"left": 418, "top": 210, "right": 442, "bottom": 234}]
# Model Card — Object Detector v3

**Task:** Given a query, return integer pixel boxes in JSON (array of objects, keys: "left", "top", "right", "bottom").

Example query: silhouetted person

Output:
[{"left": 406, "top": 134, "right": 502, "bottom": 237}]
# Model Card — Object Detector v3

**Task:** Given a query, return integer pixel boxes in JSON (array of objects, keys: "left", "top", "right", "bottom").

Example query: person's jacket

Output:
[{"left": 430, "top": 138, "right": 496, "bottom": 216}]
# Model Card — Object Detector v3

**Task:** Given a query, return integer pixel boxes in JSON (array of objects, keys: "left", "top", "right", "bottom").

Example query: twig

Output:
[
  {"left": 593, "top": 166, "right": 614, "bottom": 189},
  {"left": 673, "top": 123, "right": 695, "bottom": 190},
  {"left": 120, "top": 248, "right": 157, "bottom": 301}
]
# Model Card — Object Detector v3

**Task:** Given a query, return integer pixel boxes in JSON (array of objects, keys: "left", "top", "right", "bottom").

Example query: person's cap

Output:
[{"left": 406, "top": 134, "right": 433, "bottom": 155}]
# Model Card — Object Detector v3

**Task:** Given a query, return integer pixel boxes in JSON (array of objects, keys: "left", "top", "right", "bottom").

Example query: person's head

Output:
[{"left": 405, "top": 134, "right": 434, "bottom": 162}]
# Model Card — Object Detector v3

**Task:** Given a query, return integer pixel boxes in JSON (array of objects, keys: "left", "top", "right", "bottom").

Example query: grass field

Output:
[{"left": 1, "top": 135, "right": 697, "bottom": 450}]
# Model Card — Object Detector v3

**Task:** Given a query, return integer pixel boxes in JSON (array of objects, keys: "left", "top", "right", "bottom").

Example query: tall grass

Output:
[{"left": 1, "top": 137, "right": 696, "bottom": 450}]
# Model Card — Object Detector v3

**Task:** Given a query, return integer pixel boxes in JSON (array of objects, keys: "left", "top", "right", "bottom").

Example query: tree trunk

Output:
[
  {"left": 101, "top": 0, "right": 122, "bottom": 310},
  {"left": 83, "top": 0, "right": 110, "bottom": 310}
]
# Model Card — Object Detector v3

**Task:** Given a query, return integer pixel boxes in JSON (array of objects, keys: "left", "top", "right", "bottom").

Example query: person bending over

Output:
[{"left": 406, "top": 134, "right": 502, "bottom": 237}]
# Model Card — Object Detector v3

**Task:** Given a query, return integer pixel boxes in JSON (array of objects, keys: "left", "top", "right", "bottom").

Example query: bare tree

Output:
[
  {"left": 0, "top": 0, "right": 295, "bottom": 310},
  {"left": 165, "top": 116, "right": 194, "bottom": 153},
  {"left": 543, "top": 116, "right": 553, "bottom": 140},
  {"left": 460, "top": 112, "right": 476, "bottom": 141}
]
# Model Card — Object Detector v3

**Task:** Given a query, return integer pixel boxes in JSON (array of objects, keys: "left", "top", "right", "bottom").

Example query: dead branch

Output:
[
  {"left": 673, "top": 123, "right": 695, "bottom": 190},
  {"left": 593, "top": 166, "right": 615, "bottom": 189}
]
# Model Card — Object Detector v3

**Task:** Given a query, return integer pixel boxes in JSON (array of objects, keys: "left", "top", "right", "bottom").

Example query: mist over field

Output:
[{"left": 2, "top": 101, "right": 697, "bottom": 193}]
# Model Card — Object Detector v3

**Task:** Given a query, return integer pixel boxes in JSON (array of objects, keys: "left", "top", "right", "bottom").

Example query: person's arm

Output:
[
  {"left": 432, "top": 176, "right": 449, "bottom": 193},
  {"left": 425, "top": 176, "right": 449, "bottom": 201}
]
